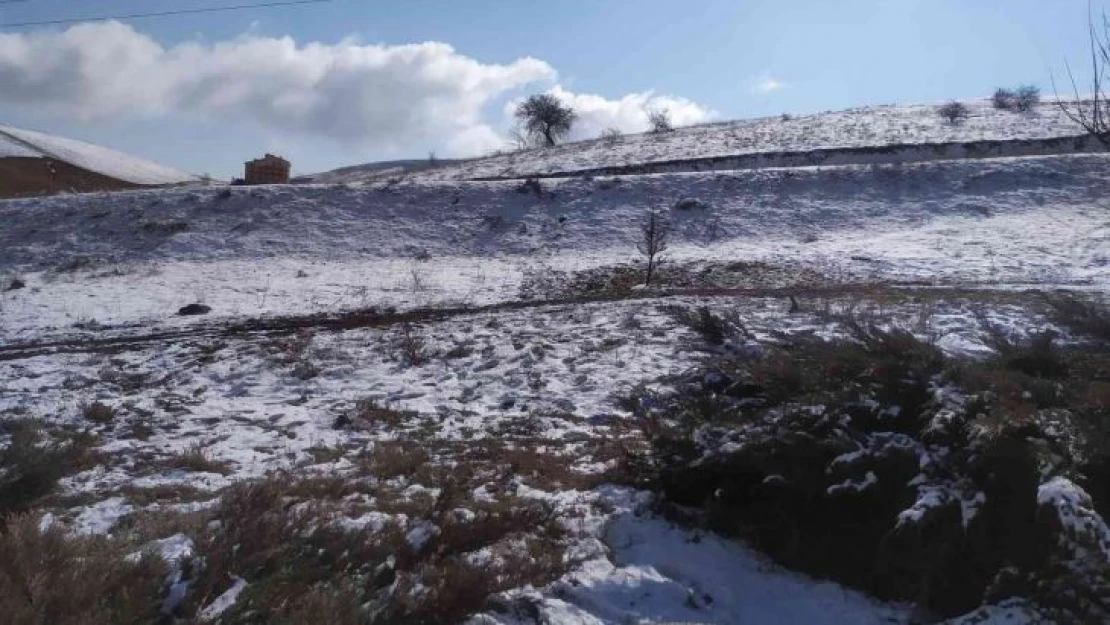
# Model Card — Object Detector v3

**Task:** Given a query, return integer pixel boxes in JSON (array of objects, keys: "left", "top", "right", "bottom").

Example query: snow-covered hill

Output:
[
  {"left": 304, "top": 157, "right": 462, "bottom": 184},
  {"left": 0, "top": 123, "right": 197, "bottom": 185},
  {"left": 317, "top": 99, "right": 1091, "bottom": 183}
]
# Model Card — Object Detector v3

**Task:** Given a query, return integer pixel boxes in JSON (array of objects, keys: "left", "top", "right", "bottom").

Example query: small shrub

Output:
[
  {"left": 514, "top": 177, "right": 544, "bottom": 196},
  {"left": 336, "top": 398, "right": 416, "bottom": 431},
  {"left": 81, "top": 401, "right": 115, "bottom": 424},
  {"left": 0, "top": 421, "right": 100, "bottom": 515},
  {"left": 291, "top": 359, "right": 320, "bottom": 380},
  {"left": 938, "top": 101, "right": 970, "bottom": 124},
  {"left": 665, "top": 305, "right": 751, "bottom": 346},
  {"left": 395, "top": 322, "right": 429, "bottom": 366},
  {"left": 1014, "top": 85, "right": 1041, "bottom": 112},
  {"left": 636, "top": 209, "right": 671, "bottom": 287},
  {"left": 3, "top": 276, "right": 24, "bottom": 291},
  {"left": 673, "top": 197, "right": 708, "bottom": 211},
  {"left": 648, "top": 108, "right": 673, "bottom": 133},
  {"left": 1044, "top": 293, "right": 1110, "bottom": 343},
  {"left": 600, "top": 126, "right": 623, "bottom": 145},
  {"left": 992, "top": 88, "right": 1016, "bottom": 110},
  {"left": 983, "top": 328, "right": 1068, "bottom": 378}
]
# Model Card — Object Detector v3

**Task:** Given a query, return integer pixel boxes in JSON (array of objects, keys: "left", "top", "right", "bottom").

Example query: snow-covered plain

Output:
[
  {"left": 0, "top": 123, "right": 197, "bottom": 185},
  {"left": 1, "top": 99, "right": 1108, "bottom": 623}
]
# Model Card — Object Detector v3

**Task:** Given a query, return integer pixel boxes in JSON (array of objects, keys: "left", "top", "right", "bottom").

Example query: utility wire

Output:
[{"left": 0, "top": 0, "right": 333, "bottom": 27}]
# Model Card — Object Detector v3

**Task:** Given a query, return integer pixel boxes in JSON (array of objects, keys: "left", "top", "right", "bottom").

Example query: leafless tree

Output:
[
  {"left": 1054, "top": 10, "right": 1110, "bottom": 146},
  {"left": 600, "top": 127, "right": 623, "bottom": 145},
  {"left": 938, "top": 101, "right": 969, "bottom": 125},
  {"left": 514, "top": 93, "right": 576, "bottom": 147},
  {"left": 637, "top": 208, "right": 670, "bottom": 286}
]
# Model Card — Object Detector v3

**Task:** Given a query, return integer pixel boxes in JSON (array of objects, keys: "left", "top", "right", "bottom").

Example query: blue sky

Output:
[{"left": 0, "top": 0, "right": 1102, "bottom": 177}]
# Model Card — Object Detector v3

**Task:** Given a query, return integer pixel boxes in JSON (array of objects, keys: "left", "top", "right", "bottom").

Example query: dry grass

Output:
[
  {"left": 0, "top": 420, "right": 102, "bottom": 516},
  {"left": 305, "top": 443, "right": 348, "bottom": 464},
  {"left": 266, "top": 329, "right": 316, "bottom": 365},
  {"left": 0, "top": 514, "right": 165, "bottom": 625},
  {"left": 117, "top": 483, "right": 211, "bottom": 506},
  {"left": 357, "top": 440, "right": 431, "bottom": 480},
  {"left": 80, "top": 401, "right": 115, "bottom": 424},
  {"left": 337, "top": 398, "right": 417, "bottom": 431},
  {"left": 171, "top": 471, "right": 570, "bottom": 623},
  {"left": 394, "top": 322, "right": 429, "bottom": 366},
  {"left": 162, "top": 443, "right": 233, "bottom": 476}
]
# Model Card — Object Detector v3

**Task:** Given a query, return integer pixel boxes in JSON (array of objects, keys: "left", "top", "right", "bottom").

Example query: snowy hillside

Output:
[
  {"left": 305, "top": 157, "right": 462, "bottom": 184},
  {"left": 0, "top": 123, "right": 197, "bottom": 185},
  {"left": 1, "top": 154, "right": 1107, "bottom": 339},
  {"left": 318, "top": 99, "right": 1090, "bottom": 183},
  {"left": 1, "top": 100, "right": 1109, "bottom": 622}
]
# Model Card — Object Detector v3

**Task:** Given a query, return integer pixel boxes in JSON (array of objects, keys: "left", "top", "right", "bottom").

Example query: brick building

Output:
[{"left": 244, "top": 154, "right": 291, "bottom": 185}]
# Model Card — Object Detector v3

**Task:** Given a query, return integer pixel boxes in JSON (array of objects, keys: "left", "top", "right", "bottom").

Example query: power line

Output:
[{"left": 0, "top": 0, "right": 334, "bottom": 28}]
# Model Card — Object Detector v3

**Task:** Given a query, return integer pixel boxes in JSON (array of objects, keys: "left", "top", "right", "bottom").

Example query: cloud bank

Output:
[
  {"left": 0, "top": 21, "right": 715, "bottom": 155},
  {"left": 531, "top": 86, "right": 717, "bottom": 140}
]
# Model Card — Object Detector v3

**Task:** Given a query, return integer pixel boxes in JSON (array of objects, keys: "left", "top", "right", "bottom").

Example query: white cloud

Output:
[
  {"left": 0, "top": 21, "right": 717, "bottom": 156},
  {"left": 506, "top": 85, "right": 717, "bottom": 140},
  {"left": 751, "top": 75, "right": 786, "bottom": 94},
  {"left": 0, "top": 21, "right": 554, "bottom": 155}
]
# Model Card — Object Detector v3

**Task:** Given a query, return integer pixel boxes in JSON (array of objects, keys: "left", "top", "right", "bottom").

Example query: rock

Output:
[
  {"left": 673, "top": 197, "right": 709, "bottom": 211},
  {"left": 5, "top": 277, "right": 25, "bottom": 291},
  {"left": 177, "top": 303, "right": 211, "bottom": 316},
  {"left": 372, "top": 558, "right": 396, "bottom": 589}
]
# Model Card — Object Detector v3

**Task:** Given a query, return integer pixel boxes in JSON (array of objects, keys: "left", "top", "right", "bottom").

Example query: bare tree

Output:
[
  {"left": 1014, "top": 85, "right": 1041, "bottom": 112},
  {"left": 647, "top": 108, "right": 673, "bottom": 133},
  {"left": 637, "top": 208, "right": 670, "bottom": 286},
  {"left": 600, "top": 127, "right": 623, "bottom": 145},
  {"left": 514, "top": 94, "right": 576, "bottom": 147},
  {"left": 1054, "top": 10, "right": 1110, "bottom": 145},
  {"left": 938, "top": 101, "right": 969, "bottom": 125}
]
